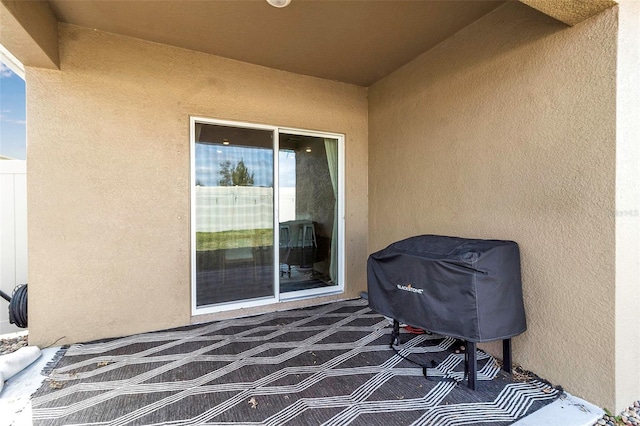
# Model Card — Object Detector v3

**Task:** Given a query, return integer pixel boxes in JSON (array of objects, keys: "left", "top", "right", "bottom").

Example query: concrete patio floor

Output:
[{"left": 1, "top": 337, "right": 604, "bottom": 426}]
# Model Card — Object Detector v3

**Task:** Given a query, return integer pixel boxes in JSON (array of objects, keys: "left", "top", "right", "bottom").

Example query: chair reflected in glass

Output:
[
  {"left": 222, "top": 238, "right": 257, "bottom": 284},
  {"left": 279, "top": 223, "right": 292, "bottom": 278},
  {"left": 298, "top": 222, "right": 317, "bottom": 248},
  {"left": 279, "top": 220, "right": 318, "bottom": 283}
]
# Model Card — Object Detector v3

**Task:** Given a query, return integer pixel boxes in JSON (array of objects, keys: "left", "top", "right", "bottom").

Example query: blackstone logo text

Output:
[{"left": 396, "top": 284, "right": 424, "bottom": 294}]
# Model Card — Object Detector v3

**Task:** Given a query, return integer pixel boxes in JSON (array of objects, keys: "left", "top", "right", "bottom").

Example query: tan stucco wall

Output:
[
  {"left": 615, "top": 0, "right": 640, "bottom": 413},
  {"left": 0, "top": 0, "right": 59, "bottom": 68},
  {"left": 369, "top": 2, "right": 617, "bottom": 409},
  {"left": 27, "top": 24, "right": 368, "bottom": 346},
  {"left": 520, "top": 0, "right": 617, "bottom": 26}
]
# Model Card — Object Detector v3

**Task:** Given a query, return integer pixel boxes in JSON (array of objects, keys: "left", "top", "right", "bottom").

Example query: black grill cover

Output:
[{"left": 367, "top": 235, "right": 526, "bottom": 342}]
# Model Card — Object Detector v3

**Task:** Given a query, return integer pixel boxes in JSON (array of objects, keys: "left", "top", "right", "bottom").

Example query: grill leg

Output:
[
  {"left": 467, "top": 341, "right": 477, "bottom": 390},
  {"left": 502, "top": 339, "right": 512, "bottom": 374},
  {"left": 390, "top": 319, "right": 400, "bottom": 347}
]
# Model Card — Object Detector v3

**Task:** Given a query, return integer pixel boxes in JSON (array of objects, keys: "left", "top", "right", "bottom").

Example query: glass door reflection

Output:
[
  {"left": 195, "top": 123, "right": 274, "bottom": 306},
  {"left": 278, "top": 134, "right": 339, "bottom": 294}
]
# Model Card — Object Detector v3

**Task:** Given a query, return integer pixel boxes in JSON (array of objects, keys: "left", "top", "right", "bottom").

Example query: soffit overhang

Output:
[{"left": 46, "top": 0, "right": 504, "bottom": 86}]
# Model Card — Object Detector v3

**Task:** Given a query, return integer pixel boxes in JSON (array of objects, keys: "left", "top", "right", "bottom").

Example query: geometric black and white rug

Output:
[{"left": 31, "top": 299, "right": 560, "bottom": 425}]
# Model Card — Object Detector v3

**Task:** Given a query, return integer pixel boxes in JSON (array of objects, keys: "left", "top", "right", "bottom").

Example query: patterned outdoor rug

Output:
[{"left": 31, "top": 299, "right": 560, "bottom": 425}]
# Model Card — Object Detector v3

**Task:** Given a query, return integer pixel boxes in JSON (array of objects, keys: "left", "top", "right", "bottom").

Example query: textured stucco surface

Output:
[
  {"left": 521, "top": 0, "right": 617, "bottom": 26},
  {"left": 369, "top": 2, "right": 617, "bottom": 409},
  {"left": 27, "top": 24, "right": 368, "bottom": 346},
  {"left": 615, "top": 0, "right": 640, "bottom": 413},
  {"left": 0, "top": 0, "right": 59, "bottom": 68}
]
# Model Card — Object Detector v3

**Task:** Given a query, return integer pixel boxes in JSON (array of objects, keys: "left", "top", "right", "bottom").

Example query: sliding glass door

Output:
[
  {"left": 278, "top": 133, "right": 339, "bottom": 297},
  {"left": 192, "top": 118, "right": 344, "bottom": 314},
  {"left": 193, "top": 122, "right": 275, "bottom": 307}
]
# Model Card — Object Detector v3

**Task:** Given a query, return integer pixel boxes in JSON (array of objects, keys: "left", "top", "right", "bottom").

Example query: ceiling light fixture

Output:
[
  {"left": 222, "top": 139, "right": 230, "bottom": 145},
  {"left": 305, "top": 147, "right": 312, "bottom": 153},
  {"left": 266, "top": 0, "right": 291, "bottom": 8}
]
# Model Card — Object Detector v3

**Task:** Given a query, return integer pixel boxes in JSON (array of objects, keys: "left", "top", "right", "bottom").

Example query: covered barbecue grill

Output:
[{"left": 367, "top": 234, "right": 526, "bottom": 389}]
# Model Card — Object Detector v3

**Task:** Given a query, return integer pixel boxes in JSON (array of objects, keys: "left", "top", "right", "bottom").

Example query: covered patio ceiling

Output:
[
  {"left": 1, "top": 0, "right": 616, "bottom": 86},
  {"left": 47, "top": 0, "right": 506, "bottom": 87}
]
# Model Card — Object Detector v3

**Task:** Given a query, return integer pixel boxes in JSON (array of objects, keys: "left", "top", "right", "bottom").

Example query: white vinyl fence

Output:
[
  {"left": 195, "top": 186, "right": 295, "bottom": 233},
  {"left": 0, "top": 160, "right": 27, "bottom": 334}
]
